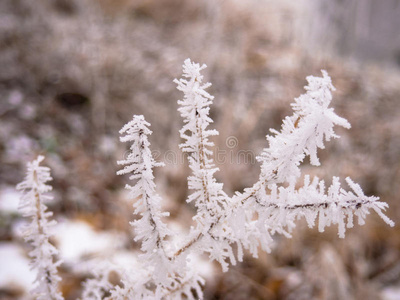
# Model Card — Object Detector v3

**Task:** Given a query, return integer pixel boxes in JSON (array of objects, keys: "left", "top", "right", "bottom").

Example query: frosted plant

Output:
[
  {"left": 16, "top": 59, "right": 394, "bottom": 300},
  {"left": 112, "top": 59, "right": 393, "bottom": 298},
  {"left": 16, "top": 155, "right": 64, "bottom": 300},
  {"left": 112, "top": 115, "right": 204, "bottom": 299}
]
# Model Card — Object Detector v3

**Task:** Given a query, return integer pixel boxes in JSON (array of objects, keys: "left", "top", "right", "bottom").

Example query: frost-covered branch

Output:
[
  {"left": 115, "top": 115, "right": 204, "bottom": 298},
  {"left": 173, "top": 59, "right": 239, "bottom": 270},
  {"left": 257, "top": 70, "right": 350, "bottom": 185},
  {"left": 16, "top": 155, "right": 64, "bottom": 300},
  {"left": 234, "top": 176, "right": 393, "bottom": 257},
  {"left": 226, "top": 70, "right": 394, "bottom": 257},
  {"left": 117, "top": 115, "right": 173, "bottom": 282},
  {"left": 255, "top": 176, "right": 394, "bottom": 237},
  {"left": 174, "top": 59, "right": 228, "bottom": 226}
]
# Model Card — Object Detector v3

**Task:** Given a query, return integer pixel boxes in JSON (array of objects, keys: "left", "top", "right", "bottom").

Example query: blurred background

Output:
[{"left": 0, "top": 0, "right": 399, "bottom": 299}]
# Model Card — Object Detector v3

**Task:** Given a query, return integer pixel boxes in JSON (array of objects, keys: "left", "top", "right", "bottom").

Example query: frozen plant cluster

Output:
[{"left": 17, "top": 59, "right": 393, "bottom": 299}]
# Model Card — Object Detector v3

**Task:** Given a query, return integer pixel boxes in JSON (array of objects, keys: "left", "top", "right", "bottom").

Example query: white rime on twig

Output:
[
  {"left": 112, "top": 115, "right": 204, "bottom": 299},
  {"left": 16, "top": 155, "right": 64, "bottom": 300}
]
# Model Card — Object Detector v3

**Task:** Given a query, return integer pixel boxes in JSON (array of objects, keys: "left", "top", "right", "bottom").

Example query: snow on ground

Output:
[
  {"left": 55, "top": 219, "right": 127, "bottom": 265},
  {"left": 0, "top": 242, "right": 35, "bottom": 295},
  {"left": 0, "top": 186, "right": 20, "bottom": 214},
  {"left": 382, "top": 287, "right": 400, "bottom": 300}
]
